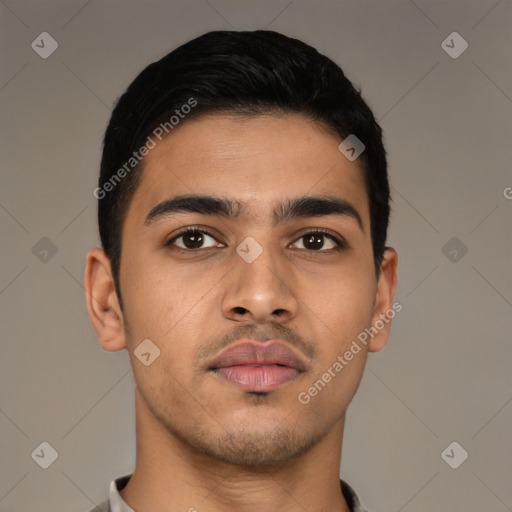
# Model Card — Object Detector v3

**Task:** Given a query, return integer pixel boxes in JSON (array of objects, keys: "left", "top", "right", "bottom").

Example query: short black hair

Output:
[{"left": 97, "top": 30, "right": 390, "bottom": 311}]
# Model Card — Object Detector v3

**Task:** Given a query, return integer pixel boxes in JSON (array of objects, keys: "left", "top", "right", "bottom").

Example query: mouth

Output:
[{"left": 208, "top": 340, "right": 306, "bottom": 392}]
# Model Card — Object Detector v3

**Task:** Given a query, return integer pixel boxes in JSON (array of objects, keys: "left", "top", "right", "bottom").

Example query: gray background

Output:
[{"left": 1, "top": 1, "right": 511, "bottom": 511}]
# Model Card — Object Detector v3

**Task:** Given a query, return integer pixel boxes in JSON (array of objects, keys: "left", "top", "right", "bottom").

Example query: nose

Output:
[{"left": 221, "top": 240, "right": 299, "bottom": 324}]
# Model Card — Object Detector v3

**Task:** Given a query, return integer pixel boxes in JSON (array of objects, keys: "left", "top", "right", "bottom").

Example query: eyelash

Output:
[{"left": 165, "top": 227, "right": 348, "bottom": 252}]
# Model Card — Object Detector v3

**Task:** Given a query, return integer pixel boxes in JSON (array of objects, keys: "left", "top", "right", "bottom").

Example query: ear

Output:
[
  {"left": 84, "top": 247, "right": 127, "bottom": 352},
  {"left": 367, "top": 247, "right": 398, "bottom": 353}
]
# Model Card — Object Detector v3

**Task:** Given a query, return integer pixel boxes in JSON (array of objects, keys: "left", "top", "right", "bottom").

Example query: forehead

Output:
[{"left": 126, "top": 113, "right": 369, "bottom": 226}]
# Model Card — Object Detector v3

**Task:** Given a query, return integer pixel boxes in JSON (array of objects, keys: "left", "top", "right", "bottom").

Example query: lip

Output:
[{"left": 209, "top": 339, "right": 306, "bottom": 392}]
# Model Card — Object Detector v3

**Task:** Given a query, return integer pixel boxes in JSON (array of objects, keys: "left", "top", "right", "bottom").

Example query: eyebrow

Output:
[{"left": 144, "top": 194, "right": 364, "bottom": 232}]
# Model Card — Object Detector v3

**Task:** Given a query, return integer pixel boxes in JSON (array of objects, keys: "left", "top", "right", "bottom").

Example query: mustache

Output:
[{"left": 196, "top": 322, "right": 316, "bottom": 364}]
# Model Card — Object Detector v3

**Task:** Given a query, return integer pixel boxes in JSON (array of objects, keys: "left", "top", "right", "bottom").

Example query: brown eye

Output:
[
  {"left": 167, "top": 229, "right": 220, "bottom": 250},
  {"left": 291, "top": 231, "right": 345, "bottom": 251}
]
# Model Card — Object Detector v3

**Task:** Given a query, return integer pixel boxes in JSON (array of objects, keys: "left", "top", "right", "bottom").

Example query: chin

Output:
[{"left": 190, "top": 423, "right": 328, "bottom": 467}]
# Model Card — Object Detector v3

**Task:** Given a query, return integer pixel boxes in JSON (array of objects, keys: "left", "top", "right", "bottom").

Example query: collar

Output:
[{"left": 107, "top": 473, "right": 370, "bottom": 512}]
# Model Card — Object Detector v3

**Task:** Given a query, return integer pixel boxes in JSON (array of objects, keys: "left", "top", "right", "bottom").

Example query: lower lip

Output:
[{"left": 213, "top": 365, "right": 300, "bottom": 392}]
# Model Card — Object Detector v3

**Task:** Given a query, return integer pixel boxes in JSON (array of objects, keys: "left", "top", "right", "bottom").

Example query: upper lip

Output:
[{"left": 209, "top": 340, "right": 307, "bottom": 372}]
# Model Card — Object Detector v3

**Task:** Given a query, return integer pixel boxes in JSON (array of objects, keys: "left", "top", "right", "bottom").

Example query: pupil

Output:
[
  {"left": 305, "top": 234, "right": 324, "bottom": 250},
  {"left": 184, "top": 231, "right": 203, "bottom": 249}
]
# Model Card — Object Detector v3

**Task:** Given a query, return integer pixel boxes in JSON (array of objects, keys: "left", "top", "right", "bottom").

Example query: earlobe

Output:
[
  {"left": 367, "top": 247, "right": 398, "bottom": 353},
  {"left": 83, "top": 247, "right": 127, "bottom": 352}
]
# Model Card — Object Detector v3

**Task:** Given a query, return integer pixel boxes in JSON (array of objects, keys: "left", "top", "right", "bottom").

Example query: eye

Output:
[
  {"left": 165, "top": 227, "right": 346, "bottom": 252},
  {"left": 166, "top": 228, "right": 223, "bottom": 250},
  {"left": 290, "top": 230, "right": 346, "bottom": 251}
]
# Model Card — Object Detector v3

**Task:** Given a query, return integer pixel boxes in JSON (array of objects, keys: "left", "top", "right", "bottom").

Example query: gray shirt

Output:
[{"left": 88, "top": 473, "right": 371, "bottom": 512}]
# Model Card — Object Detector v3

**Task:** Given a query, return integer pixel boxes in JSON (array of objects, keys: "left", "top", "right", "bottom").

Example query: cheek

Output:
[
  {"left": 304, "top": 257, "right": 375, "bottom": 330},
  {"left": 132, "top": 356, "right": 196, "bottom": 427},
  {"left": 299, "top": 262, "right": 375, "bottom": 393},
  {"left": 123, "top": 259, "right": 204, "bottom": 338},
  {"left": 122, "top": 263, "right": 221, "bottom": 386},
  {"left": 296, "top": 296, "right": 370, "bottom": 416},
  {"left": 297, "top": 353, "right": 367, "bottom": 421}
]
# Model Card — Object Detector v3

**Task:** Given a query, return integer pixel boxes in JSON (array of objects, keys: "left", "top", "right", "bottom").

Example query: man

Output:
[{"left": 85, "top": 30, "right": 398, "bottom": 512}]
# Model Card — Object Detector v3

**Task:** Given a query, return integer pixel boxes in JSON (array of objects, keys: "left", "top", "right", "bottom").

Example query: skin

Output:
[{"left": 84, "top": 113, "right": 398, "bottom": 512}]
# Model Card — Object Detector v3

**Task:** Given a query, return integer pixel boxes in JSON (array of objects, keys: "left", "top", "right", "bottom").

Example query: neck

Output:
[{"left": 120, "top": 388, "right": 351, "bottom": 512}]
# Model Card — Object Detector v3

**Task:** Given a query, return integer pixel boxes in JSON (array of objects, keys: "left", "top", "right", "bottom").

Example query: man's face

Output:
[{"left": 118, "top": 113, "right": 379, "bottom": 465}]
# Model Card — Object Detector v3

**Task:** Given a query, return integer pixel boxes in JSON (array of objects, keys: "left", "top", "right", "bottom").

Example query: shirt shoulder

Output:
[
  {"left": 340, "top": 478, "right": 372, "bottom": 512},
  {"left": 86, "top": 499, "right": 110, "bottom": 512},
  {"left": 86, "top": 474, "right": 131, "bottom": 512}
]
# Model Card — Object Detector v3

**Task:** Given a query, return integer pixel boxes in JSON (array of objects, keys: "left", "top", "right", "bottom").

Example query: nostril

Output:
[{"left": 234, "top": 307, "right": 248, "bottom": 315}]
